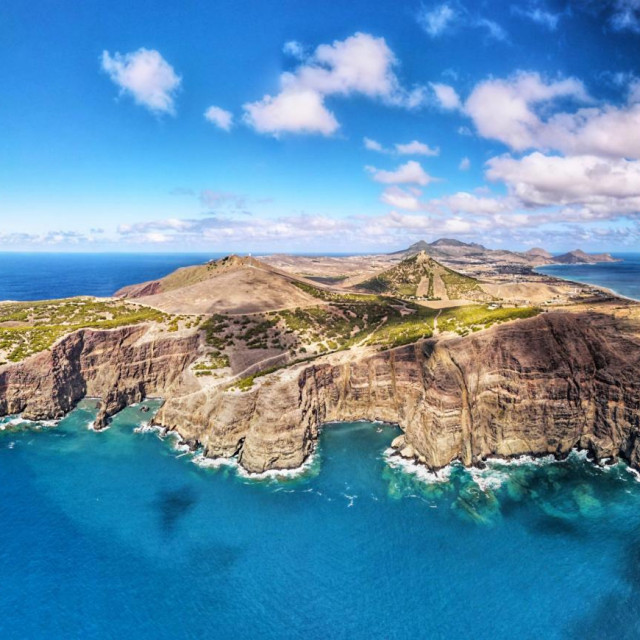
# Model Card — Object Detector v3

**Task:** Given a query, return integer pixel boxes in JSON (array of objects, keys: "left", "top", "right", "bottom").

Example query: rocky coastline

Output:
[{"left": 2, "top": 308, "right": 640, "bottom": 476}]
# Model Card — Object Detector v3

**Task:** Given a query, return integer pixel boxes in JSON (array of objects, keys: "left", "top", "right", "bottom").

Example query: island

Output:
[{"left": 1, "top": 239, "right": 638, "bottom": 476}]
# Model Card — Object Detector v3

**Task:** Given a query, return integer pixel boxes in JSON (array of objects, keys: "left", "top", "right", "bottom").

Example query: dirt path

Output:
[{"left": 434, "top": 308, "right": 442, "bottom": 334}]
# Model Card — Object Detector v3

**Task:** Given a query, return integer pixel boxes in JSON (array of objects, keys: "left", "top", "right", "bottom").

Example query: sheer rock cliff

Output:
[{"left": 1, "top": 311, "right": 640, "bottom": 474}]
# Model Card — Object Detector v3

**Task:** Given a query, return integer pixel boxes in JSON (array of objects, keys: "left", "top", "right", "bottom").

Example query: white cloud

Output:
[
  {"left": 283, "top": 40, "right": 306, "bottom": 59},
  {"left": 486, "top": 152, "right": 640, "bottom": 215},
  {"left": 431, "top": 82, "right": 461, "bottom": 110},
  {"left": 418, "top": 4, "right": 458, "bottom": 37},
  {"left": 465, "top": 71, "right": 640, "bottom": 159},
  {"left": 438, "top": 192, "right": 511, "bottom": 215},
  {"left": 465, "top": 72, "right": 589, "bottom": 151},
  {"left": 367, "top": 160, "right": 436, "bottom": 186},
  {"left": 363, "top": 138, "right": 439, "bottom": 156},
  {"left": 418, "top": 4, "right": 507, "bottom": 41},
  {"left": 544, "top": 102, "right": 640, "bottom": 159},
  {"left": 101, "top": 48, "right": 181, "bottom": 115},
  {"left": 204, "top": 105, "right": 233, "bottom": 131},
  {"left": 244, "top": 88, "right": 339, "bottom": 136},
  {"left": 459, "top": 157, "right": 470, "bottom": 170},
  {"left": 395, "top": 140, "right": 440, "bottom": 156},
  {"left": 380, "top": 186, "right": 424, "bottom": 211},
  {"left": 364, "top": 137, "right": 384, "bottom": 152},
  {"left": 243, "top": 32, "right": 426, "bottom": 136}
]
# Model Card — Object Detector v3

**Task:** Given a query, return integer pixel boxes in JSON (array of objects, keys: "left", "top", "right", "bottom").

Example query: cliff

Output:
[
  {"left": 0, "top": 325, "right": 199, "bottom": 427},
  {"left": 155, "top": 309, "right": 640, "bottom": 473},
  {"left": 2, "top": 309, "right": 640, "bottom": 475}
]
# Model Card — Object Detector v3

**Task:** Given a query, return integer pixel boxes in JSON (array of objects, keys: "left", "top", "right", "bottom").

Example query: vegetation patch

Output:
[
  {"left": 291, "top": 280, "right": 385, "bottom": 303},
  {"left": 366, "top": 306, "right": 438, "bottom": 349},
  {"left": 438, "top": 305, "right": 541, "bottom": 336},
  {"left": 194, "top": 350, "right": 230, "bottom": 376},
  {"left": 440, "top": 268, "right": 483, "bottom": 300},
  {"left": 0, "top": 298, "right": 169, "bottom": 362}
]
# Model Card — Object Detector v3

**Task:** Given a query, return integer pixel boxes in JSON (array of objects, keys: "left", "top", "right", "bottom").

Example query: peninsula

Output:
[{"left": 1, "top": 239, "right": 638, "bottom": 475}]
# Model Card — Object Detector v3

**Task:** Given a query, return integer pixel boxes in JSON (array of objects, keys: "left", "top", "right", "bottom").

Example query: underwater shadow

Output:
[
  {"left": 564, "top": 533, "right": 640, "bottom": 639},
  {"left": 154, "top": 485, "right": 198, "bottom": 534}
]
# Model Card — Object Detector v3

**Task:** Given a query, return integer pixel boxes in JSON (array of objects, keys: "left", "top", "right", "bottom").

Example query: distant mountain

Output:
[
  {"left": 525, "top": 247, "right": 553, "bottom": 259},
  {"left": 429, "top": 238, "right": 486, "bottom": 249},
  {"left": 391, "top": 239, "right": 620, "bottom": 266},
  {"left": 553, "top": 250, "right": 619, "bottom": 264},
  {"left": 392, "top": 240, "right": 431, "bottom": 255},
  {"left": 392, "top": 238, "right": 488, "bottom": 258}
]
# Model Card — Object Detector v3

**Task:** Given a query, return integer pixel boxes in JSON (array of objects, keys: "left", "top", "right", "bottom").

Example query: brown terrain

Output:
[{"left": 1, "top": 238, "right": 637, "bottom": 478}]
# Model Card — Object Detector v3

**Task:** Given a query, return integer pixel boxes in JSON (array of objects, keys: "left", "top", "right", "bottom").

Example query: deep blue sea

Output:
[
  {"left": 537, "top": 253, "right": 640, "bottom": 301},
  {"left": 0, "top": 253, "right": 220, "bottom": 301},
  {"left": 2, "top": 404, "right": 640, "bottom": 639},
  {"left": 3, "top": 252, "right": 640, "bottom": 638}
]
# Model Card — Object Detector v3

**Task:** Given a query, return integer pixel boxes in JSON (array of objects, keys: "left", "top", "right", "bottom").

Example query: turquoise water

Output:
[
  {"left": 537, "top": 253, "right": 640, "bottom": 301},
  {"left": 2, "top": 402, "right": 640, "bottom": 639}
]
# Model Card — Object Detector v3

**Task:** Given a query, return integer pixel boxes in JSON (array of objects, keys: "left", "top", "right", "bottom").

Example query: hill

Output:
[
  {"left": 525, "top": 247, "right": 553, "bottom": 259},
  {"left": 116, "top": 255, "right": 324, "bottom": 315},
  {"left": 355, "top": 251, "right": 491, "bottom": 302},
  {"left": 392, "top": 238, "right": 487, "bottom": 259},
  {"left": 553, "top": 250, "right": 619, "bottom": 264}
]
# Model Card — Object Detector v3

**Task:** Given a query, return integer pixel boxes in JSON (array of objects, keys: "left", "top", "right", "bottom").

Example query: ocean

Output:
[
  {"left": 3, "top": 252, "right": 640, "bottom": 639},
  {"left": 2, "top": 404, "right": 640, "bottom": 639},
  {"left": 0, "top": 253, "right": 219, "bottom": 301},
  {"left": 537, "top": 253, "right": 640, "bottom": 301}
]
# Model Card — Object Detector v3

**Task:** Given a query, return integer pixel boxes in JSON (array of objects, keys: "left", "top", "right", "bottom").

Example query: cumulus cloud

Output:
[
  {"left": 380, "top": 186, "right": 424, "bottom": 211},
  {"left": 204, "top": 105, "right": 233, "bottom": 131},
  {"left": 243, "top": 32, "right": 426, "bottom": 136},
  {"left": 395, "top": 140, "right": 440, "bottom": 156},
  {"left": 366, "top": 160, "right": 436, "bottom": 186},
  {"left": 486, "top": 152, "right": 640, "bottom": 214},
  {"left": 465, "top": 72, "right": 589, "bottom": 151},
  {"left": 459, "top": 157, "right": 470, "bottom": 170},
  {"left": 244, "top": 88, "right": 339, "bottom": 135},
  {"left": 101, "top": 48, "right": 181, "bottom": 115},
  {"left": 431, "top": 82, "right": 462, "bottom": 110},
  {"left": 437, "top": 192, "right": 512, "bottom": 215},
  {"left": 465, "top": 71, "right": 640, "bottom": 159}
]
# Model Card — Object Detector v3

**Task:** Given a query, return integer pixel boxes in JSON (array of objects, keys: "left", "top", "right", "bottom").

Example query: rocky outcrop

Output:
[
  {"left": 0, "top": 325, "right": 199, "bottom": 427},
  {"left": 2, "top": 310, "right": 640, "bottom": 476},
  {"left": 154, "top": 310, "right": 640, "bottom": 473}
]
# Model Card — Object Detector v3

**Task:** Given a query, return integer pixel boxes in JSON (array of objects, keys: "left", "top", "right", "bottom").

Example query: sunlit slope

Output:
[{"left": 354, "top": 251, "right": 492, "bottom": 302}]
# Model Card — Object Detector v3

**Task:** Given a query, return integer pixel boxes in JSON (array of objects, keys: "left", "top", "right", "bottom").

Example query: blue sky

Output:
[{"left": 2, "top": 0, "right": 640, "bottom": 253}]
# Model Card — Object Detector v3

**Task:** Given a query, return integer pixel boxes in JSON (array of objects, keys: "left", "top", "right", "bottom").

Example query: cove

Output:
[{"left": 2, "top": 402, "right": 640, "bottom": 639}]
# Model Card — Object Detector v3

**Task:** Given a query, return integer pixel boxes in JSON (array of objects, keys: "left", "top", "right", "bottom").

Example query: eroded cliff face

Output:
[
  {"left": 1, "top": 311, "right": 640, "bottom": 475},
  {"left": 152, "top": 311, "right": 640, "bottom": 472},
  {"left": 0, "top": 325, "right": 199, "bottom": 427}
]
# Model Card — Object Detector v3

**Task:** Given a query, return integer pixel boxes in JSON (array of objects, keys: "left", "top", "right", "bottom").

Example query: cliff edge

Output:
[{"left": 2, "top": 307, "right": 639, "bottom": 475}]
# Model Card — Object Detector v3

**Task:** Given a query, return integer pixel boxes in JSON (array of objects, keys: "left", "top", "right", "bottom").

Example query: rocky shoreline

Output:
[{"left": 1, "top": 308, "right": 640, "bottom": 477}]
